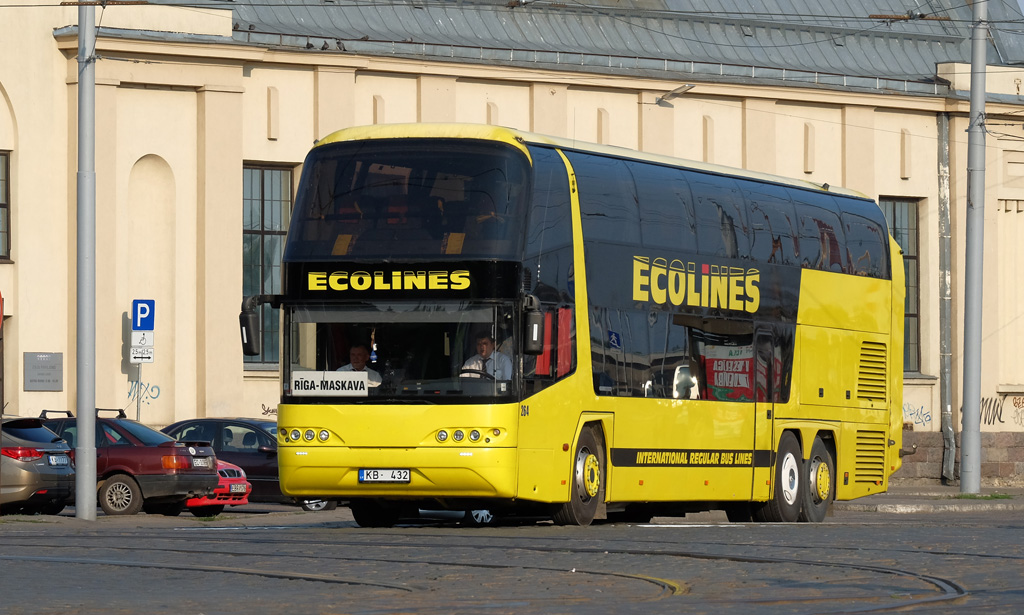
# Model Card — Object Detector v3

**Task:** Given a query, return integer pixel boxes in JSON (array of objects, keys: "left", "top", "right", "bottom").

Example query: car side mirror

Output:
[{"left": 258, "top": 444, "right": 276, "bottom": 456}]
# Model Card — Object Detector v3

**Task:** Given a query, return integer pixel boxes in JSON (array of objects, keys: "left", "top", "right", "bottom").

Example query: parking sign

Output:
[{"left": 132, "top": 299, "right": 155, "bottom": 331}]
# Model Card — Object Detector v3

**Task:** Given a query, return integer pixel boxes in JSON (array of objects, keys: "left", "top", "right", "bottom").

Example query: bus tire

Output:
[
  {"left": 754, "top": 431, "right": 802, "bottom": 523},
  {"left": 350, "top": 499, "right": 399, "bottom": 528},
  {"left": 799, "top": 437, "right": 835, "bottom": 522},
  {"left": 554, "top": 426, "right": 604, "bottom": 526}
]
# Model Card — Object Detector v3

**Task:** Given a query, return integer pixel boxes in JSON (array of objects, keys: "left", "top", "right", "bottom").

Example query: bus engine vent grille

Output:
[
  {"left": 857, "top": 341, "right": 888, "bottom": 402},
  {"left": 854, "top": 429, "right": 886, "bottom": 484}
]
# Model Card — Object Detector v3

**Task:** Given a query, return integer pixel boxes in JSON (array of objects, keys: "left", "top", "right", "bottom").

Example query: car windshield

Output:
[
  {"left": 285, "top": 299, "right": 518, "bottom": 402},
  {"left": 116, "top": 420, "right": 176, "bottom": 445}
]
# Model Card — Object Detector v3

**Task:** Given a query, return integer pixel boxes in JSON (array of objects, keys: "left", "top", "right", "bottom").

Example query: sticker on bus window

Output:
[{"left": 291, "top": 371, "right": 369, "bottom": 397}]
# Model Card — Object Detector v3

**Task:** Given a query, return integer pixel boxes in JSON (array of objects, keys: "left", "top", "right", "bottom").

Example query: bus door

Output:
[{"left": 752, "top": 328, "right": 776, "bottom": 499}]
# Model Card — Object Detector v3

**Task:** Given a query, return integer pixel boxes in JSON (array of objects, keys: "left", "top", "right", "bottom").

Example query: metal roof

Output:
[{"left": 132, "top": 0, "right": 1024, "bottom": 96}]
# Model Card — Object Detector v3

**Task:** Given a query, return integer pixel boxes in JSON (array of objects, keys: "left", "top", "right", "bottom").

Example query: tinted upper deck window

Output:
[{"left": 285, "top": 139, "right": 531, "bottom": 261}]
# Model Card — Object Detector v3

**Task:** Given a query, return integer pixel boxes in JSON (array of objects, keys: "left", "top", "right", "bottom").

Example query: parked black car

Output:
[
  {"left": 161, "top": 417, "right": 336, "bottom": 511},
  {"left": 1, "top": 416, "right": 76, "bottom": 515},
  {"left": 42, "top": 409, "right": 218, "bottom": 515}
]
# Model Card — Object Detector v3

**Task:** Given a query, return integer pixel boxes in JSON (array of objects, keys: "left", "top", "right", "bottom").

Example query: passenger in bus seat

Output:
[
  {"left": 337, "top": 343, "right": 382, "bottom": 387},
  {"left": 461, "top": 333, "right": 513, "bottom": 380}
]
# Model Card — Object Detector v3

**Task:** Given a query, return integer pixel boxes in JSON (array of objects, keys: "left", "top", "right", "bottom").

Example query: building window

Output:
[
  {"left": 243, "top": 165, "right": 292, "bottom": 366},
  {"left": 0, "top": 151, "right": 10, "bottom": 258},
  {"left": 879, "top": 198, "right": 920, "bottom": 372}
]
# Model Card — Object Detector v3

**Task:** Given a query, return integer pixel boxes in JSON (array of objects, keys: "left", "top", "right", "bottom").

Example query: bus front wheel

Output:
[
  {"left": 799, "top": 437, "right": 835, "bottom": 522},
  {"left": 554, "top": 426, "right": 604, "bottom": 526},
  {"left": 754, "top": 431, "right": 802, "bottom": 522}
]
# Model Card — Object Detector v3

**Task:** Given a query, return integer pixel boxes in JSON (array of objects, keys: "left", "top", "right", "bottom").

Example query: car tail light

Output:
[
  {"left": 161, "top": 455, "right": 192, "bottom": 470},
  {"left": 1, "top": 447, "right": 44, "bottom": 462}
]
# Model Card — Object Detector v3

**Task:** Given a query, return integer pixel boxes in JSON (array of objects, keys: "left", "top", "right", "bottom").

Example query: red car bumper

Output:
[{"left": 186, "top": 461, "right": 251, "bottom": 509}]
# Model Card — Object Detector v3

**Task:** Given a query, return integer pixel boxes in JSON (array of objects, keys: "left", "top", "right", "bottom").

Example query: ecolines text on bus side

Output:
[
  {"left": 307, "top": 269, "right": 472, "bottom": 292},
  {"left": 632, "top": 256, "right": 760, "bottom": 313}
]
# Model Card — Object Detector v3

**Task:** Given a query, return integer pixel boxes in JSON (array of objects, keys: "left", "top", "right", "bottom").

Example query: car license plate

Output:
[
  {"left": 192, "top": 457, "right": 211, "bottom": 468},
  {"left": 48, "top": 455, "right": 70, "bottom": 466},
  {"left": 229, "top": 483, "right": 247, "bottom": 493},
  {"left": 359, "top": 468, "right": 410, "bottom": 483}
]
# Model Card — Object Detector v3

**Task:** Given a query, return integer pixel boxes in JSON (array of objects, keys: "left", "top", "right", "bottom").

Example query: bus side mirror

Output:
[
  {"left": 240, "top": 296, "right": 261, "bottom": 357},
  {"left": 523, "top": 296, "right": 544, "bottom": 356}
]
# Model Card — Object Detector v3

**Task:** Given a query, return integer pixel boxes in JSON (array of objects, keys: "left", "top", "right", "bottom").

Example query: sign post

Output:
[{"left": 130, "top": 300, "right": 155, "bottom": 420}]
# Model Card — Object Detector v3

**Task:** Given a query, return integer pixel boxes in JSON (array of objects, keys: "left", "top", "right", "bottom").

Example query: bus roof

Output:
[{"left": 315, "top": 123, "right": 870, "bottom": 202}]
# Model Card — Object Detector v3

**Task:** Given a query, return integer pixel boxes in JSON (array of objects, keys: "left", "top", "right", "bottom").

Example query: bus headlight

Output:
[
  {"left": 304, "top": 429, "right": 315, "bottom": 441},
  {"left": 469, "top": 430, "right": 480, "bottom": 442},
  {"left": 318, "top": 430, "right": 330, "bottom": 442},
  {"left": 453, "top": 430, "right": 464, "bottom": 442},
  {"left": 289, "top": 429, "right": 301, "bottom": 441},
  {"left": 437, "top": 430, "right": 448, "bottom": 442}
]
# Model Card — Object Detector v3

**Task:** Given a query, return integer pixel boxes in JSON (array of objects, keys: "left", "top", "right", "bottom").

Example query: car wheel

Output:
[
  {"left": 461, "top": 509, "right": 495, "bottom": 527},
  {"left": 300, "top": 499, "right": 338, "bottom": 512},
  {"left": 189, "top": 505, "right": 225, "bottom": 517},
  {"left": 99, "top": 475, "right": 144, "bottom": 516}
]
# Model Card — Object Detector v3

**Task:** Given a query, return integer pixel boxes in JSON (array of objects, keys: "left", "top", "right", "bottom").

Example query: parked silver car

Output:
[{"left": 1, "top": 416, "right": 76, "bottom": 515}]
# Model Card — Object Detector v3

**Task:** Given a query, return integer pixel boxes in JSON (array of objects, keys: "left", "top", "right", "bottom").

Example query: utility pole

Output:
[
  {"left": 961, "top": 0, "right": 987, "bottom": 494},
  {"left": 75, "top": 4, "right": 97, "bottom": 520}
]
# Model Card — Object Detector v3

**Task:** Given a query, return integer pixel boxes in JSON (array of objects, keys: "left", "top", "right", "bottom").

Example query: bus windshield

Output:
[
  {"left": 284, "top": 300, "right": 519, "bottom": 402},
  {"left": 285, "top": 139, "right": 531, "bottom": 261}
]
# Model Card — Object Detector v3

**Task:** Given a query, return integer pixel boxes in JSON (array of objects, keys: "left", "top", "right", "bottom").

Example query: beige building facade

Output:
[{"left": 2, "top": 4, "right": 1024, "bottom": 447}]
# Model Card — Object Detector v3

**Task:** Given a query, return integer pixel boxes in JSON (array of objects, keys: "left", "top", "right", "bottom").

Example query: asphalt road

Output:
[{"left": 2, "top": 497, "right": 1023, "bottom": 615}]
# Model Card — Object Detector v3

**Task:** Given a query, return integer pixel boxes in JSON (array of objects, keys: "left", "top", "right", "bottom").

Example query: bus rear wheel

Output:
[
  {"left": 754, "top": 431, "right": 802, "bottom": 523},
  {"left": 799, "top": 437, "right": 835, "bottom": 522},
  {"left": 554, "top": 426, "right": 604, "bottom": 526},
  {"left": 350, "top": 499, "right": 400, "bottom": 528}
]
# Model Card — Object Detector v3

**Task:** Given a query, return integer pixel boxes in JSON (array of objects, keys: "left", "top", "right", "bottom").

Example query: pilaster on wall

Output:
[
  {"left": 742, "top": 98, "right": 776, "bottom": 173},
  {"left": 314, "top": 67, "right": 356, "bottom": 139},
  {"left": 418, "top": 75, "right": 457, "bottom": 123},
  {"left": 638, "top": 91, "right": 674, "bottom": 156},
  {"left": 196, "top": 84, "right": 244, "bottom": 418},
  {"left": 530, "top": 84, "right": 568, "bottom": 137},
  {"left": 841, "top": 105, "right": 876, "bottom": 194}
]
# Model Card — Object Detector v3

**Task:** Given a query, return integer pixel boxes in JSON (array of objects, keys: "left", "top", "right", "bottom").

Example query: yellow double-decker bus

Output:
[{"left": 240, "top": 123, "right": 904, "bottom": 527}]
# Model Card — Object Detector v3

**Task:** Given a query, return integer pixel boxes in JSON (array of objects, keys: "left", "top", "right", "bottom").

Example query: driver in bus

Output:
[
  {"left": 337, "top": 343, "right": 382, "bottom": 387},
  {"left": 461, "top": 333, "right": 513, "bottom": 380}
]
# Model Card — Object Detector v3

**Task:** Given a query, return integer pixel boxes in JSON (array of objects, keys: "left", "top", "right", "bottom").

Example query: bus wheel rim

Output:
[
  {"left": 579, "top": 450, "right": 600, "bottom": 499},
  {"left": 780, "top": 452, "right": 800, "bottom": 506},
  {"left": 812, "top": 459, "right": 831, "bottom": 502}
]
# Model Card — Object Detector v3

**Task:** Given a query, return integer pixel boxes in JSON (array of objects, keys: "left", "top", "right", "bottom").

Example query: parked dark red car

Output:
[{"left": 41, "top": 409, "right": 218, "bottom": 516}]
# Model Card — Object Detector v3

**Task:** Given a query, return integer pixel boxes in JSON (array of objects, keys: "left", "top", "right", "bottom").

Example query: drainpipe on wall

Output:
[{"left": 937, "top": 112, "right": 957, "bottom": 482}]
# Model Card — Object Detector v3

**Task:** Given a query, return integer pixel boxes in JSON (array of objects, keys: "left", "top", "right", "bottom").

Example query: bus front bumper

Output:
[{"left": 278, "top": 446, "right": 518, "bottom": 499}]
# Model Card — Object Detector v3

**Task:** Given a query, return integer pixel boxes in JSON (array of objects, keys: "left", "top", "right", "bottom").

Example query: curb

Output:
[{"left": 835, "top": 500, "right": 1024, "bottom": 514}]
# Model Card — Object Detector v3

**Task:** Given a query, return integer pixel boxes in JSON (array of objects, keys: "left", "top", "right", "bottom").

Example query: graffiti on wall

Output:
[
  {"left": 261, "top": 403, "right": 277, "bottom": 416},
  {"left": 980, "top": 397, "right": 1005, "bottom": 426},
  {"left": 1013, "top": 396, "right": 1024, "bottom": 428},
  {"left": 903, "top": 402, "right": 932, "bottom": 429},
  {"left": 127, "top": 379, "right": 161, "bottom": 406}
]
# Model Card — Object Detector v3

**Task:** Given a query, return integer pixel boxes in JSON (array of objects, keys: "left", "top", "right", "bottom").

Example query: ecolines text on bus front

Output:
[
  {"left": 308, "top": 270, "right": 472, "bottom": 292},
  {"left": 632, "top": 256, "right": 760, "bottom": 312}
]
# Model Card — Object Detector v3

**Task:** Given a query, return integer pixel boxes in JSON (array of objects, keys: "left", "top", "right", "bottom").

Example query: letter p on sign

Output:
[{"left": 133, "top": 299, "right": 155, "bottom": 331}]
